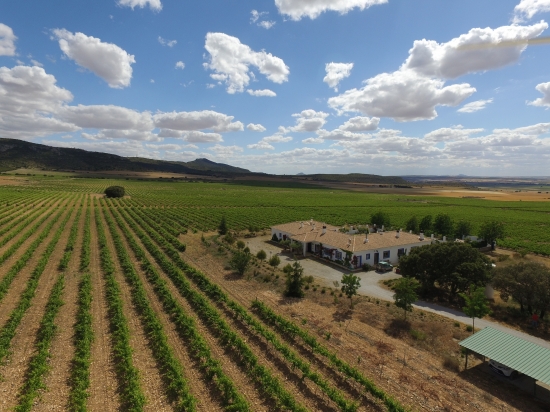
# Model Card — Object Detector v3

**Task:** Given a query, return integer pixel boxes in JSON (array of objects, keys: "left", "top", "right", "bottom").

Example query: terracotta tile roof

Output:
[{"left": 271, "top": 220, "right": 340, "bottom": 236}]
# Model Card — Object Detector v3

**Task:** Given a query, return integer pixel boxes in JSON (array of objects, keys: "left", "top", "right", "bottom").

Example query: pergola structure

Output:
[{"left": 459, "top": 327, "right": 550, "bottom": 396}]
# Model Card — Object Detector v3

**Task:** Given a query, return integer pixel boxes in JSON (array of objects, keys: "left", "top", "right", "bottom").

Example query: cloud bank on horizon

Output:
[{"left": 1, "top": 0, "right": 550, "bottom": 176}]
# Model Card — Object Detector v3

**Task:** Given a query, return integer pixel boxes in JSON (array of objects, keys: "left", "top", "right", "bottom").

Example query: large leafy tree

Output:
[
  {"left": 493, "top": 261, "right": 550, "bottom": 318},
  {"left": 399, "top": 242, "right": 492, "bottom": 301},
  {"left": 341, "top": 273, "right": 361, "bottom": 308},
  {"left": 460, "top": 286, "right": 491, "bottom": 333},
  {"left": 393, "top": 277, "right": 419, "bottom": 319},
  {"left": 479, "top": 221, "right": 505, "bottom": 247},
  {"left": 434, "top": 214, "right": 454, "bottom": 237},
  {"left": 371, "top": 211, "right": 390, "bottom": 228}
]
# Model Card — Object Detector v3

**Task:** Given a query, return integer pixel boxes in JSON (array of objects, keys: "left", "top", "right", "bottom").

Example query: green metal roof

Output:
[{"left": 459, "top": 327, "right": 550, "bottom": 385}]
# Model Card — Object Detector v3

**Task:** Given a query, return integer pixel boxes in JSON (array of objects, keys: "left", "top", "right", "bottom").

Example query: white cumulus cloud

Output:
[
  {"left": 302, "top": 137, "right": 324, "bottom": 144},
  {"left": 53, "top": 29, "right": 135, "bottom": 89},
  {"left": 248, "top": 141, "right": 275, "bottom": 150},
  {"left": 275, "top": 0, "right": 388, "bottom": 20},
  {"left": 403, "top": 22, "right": 548, "bottom": 79},
  {"left": 324, "top": 62, "right": 353, "bottom": 91},
  {"left": 424, "top": 126, "right": 484, "bottom": 143},
  {"left": 263, "top": 134, "right": 293, "bottom": 143},
  {"left": 328, "top": 70, "right": 475, "bottom": 121},
  {"left": 175, "top": 61, "right": 185, "bottom": 69},
  {"left": 0, "top": 23, "right": 17, "bottom": 56},
  {"left": 513, "top": 0, "right": 550, "bottom": 22},
  {"left": 0, "top": 65, "right": 77, "bottom": 139},
  {"left": 528, "top": 81, "right": 550, "bottom": 107},
  {"left": 337, "top": 116, "right": 379, "bottom": 131},
  {"left": 153, "top": 110, "right": 244, "bottom": 132},
  {"left": 204, "top": 32, "right": 289, "bottom": 94},
  {"left": 247, "top": 123, "right": 266, "bottom": 132},
  {"left": 258, "top": 21, "right": 276, "bottom": 29},
  {"left": 117, "top": 0, "right": 162, "bottom": 11},
  {"left": 457, "top": 98, "right": 494, "bottom": 113},
  {"left": 58, "top": 105, "right": 154, "bottom": 130},
  {"left": 247, "top": 89, "right": 277, "bottom": 97},
  {"left": 289, "top": 109, "right": 329, "bottom": 132}
]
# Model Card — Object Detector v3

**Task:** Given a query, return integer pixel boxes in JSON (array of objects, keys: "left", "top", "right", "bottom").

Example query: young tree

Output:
[
  {"left": 479, "top": 221, "right": 505, "bottom": 249},
  {"left": 434, "top": 214, "right": 454, "bottom": 237},
  {"left": 285, "top": 261, "right": 305, "bottom": 298},
  {"left": 460, "top": 286, "right": 491, "bottom": 333},
  {"left": 236, "top": 240, "right": 245, "bottom": 249},
  {"left": 405, "top": 216, "right": 419, "bottom": 233},
  {"left": 393, "top": 277, "right": 419, "bottom": 319},
  {"left": 371, "top": 211, "right": 390, "bottom": 228},
  {"left": 341, "top": 273, "right": 361, "bottom": 308},
  {"left": 218, "top": 215, "right": 228, "bottom": 235},
  {"left": 454, "top": 220, "right": 472, "bottom": 240},
  {"left": 229, "top": 250, "right": 252, "bottom": 276},
  {"left": 268, "top": 255, "right": 281, "bottom": 267},
  {"left": 290, "top": 241, "right": 302, "bottom": 255},
  {"left": 419, "top": 215, "right": 432, "bottom": 233},
  {"left": 223, "top": 232, "right": 235, "bottom": 245},
  {"left": 256, "top": 249, "right": 267, "bottom": 262}
]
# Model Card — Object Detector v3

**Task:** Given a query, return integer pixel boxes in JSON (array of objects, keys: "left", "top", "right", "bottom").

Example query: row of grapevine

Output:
[
  {"left": 0, "top": 203, "right": 74, "bottom": 364},
  {"left": 102, "top": 208, "right": 197, "bottom": 411},
  {"left": 69, "top": 199, "right": 93, "bottom": 411},
  {"left": 94, "top": 206, "right": 146, "bottom": 411},
  {"left": 115, "top": 205, "right": 307, "bottom": 412},
  {"left": 110, "top": 207, "right": 250, "bottom": 411}
]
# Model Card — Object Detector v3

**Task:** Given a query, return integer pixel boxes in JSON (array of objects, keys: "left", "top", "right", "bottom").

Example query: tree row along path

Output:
[
  {"left": 116, "top": 203, "right": 385, "bottom": 411},
  {"left": 0, "top": 196, "right": 81, "bottom": 410}
]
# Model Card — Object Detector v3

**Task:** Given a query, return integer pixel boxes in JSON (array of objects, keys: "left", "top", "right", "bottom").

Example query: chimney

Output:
[
  {"left": 382, "top": 225, "right": 385, "bottom": 232},
  {"left": 322, "top": 225, "right": 326, "bottom": 234},
  {"left": 312, "top": 223, "right": 316, "bottom": 231},
  {"left": 419, "top": 232, "right": 425, "bottom": 241},
  {"left": 300, "top": 221, "right": 303, "bottom": 229},
  {"left": 396, "top": 230, "right": 400, "bottom": 239},
  {"left": 409, "top": 230, "right": 412, "bottom": 234},
  {"left": 431, "top": 234, "right": 434, "bottom": 240},
  {"left": 364, "top": 233, "right": 369, "bottom": 243},
  {"left": 443, "top": 236, "right": 447, "bottom": 242}
]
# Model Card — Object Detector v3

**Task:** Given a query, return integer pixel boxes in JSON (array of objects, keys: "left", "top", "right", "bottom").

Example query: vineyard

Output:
[{"left": 0, "top": 176, "right": 547, "bottom": 411}]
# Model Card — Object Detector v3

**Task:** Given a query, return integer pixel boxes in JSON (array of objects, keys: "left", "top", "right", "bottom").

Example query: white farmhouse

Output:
[{"left": 271, "top": 220, "right": 431, "bottom": 269}]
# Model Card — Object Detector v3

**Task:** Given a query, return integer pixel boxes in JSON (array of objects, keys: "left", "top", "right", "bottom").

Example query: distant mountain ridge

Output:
[
  {"left": 0, "top": 138, "right": 249, "bottom": 175},
  {"left": 0, "top": 138, "right": 406, "bottom": 184}
]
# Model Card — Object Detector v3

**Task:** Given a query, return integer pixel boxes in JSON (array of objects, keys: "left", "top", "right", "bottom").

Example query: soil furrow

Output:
[
  {"left": 0, "top": 199, "right": 78, "bottom": 410},
  {"left": 0, "top": 198, "right": 71, "bottom": 329},
  {"left": 34, "top": 200, "right": 87, "bottom": 411},
  {"left": 87, "top": 204, "right": 120, "bottom": 412},
  {"left": 122, "top": 209, "right": 320, "bottom": 411},
  {"left": 107, "top": 206, "right": 222, "bottom": 412},
  {"left": 99, "top": 206, "right": 173, "bottom": 411},
  {"left": 112, "top": 208, "right": 269, "bottom": 411}
]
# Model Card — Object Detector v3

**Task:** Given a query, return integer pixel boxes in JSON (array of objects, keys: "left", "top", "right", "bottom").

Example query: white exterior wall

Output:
[
  {"left": 270, "top": 228, "right": 293, "bottom": 241},
  {"left": 353, "top": 241, "right": 428, "bottom": 265}
]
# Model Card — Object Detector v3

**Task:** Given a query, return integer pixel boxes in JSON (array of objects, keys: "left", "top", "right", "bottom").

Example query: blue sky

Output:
[{"left": 1, "top": 0, "right": 550, "bottom": 175}]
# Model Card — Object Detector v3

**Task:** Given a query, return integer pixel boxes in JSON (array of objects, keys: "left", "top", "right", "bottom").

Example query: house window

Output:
[
  {"left": 335, "top": 251, "right": 342, "bottom": 260},
  {"left": 366, "top": 253, "right": 371, "bottom": 260},
  {"left": 398, "top": 248, "right": 405, "bottom": 257},
  {"left": 383, "top": 250, "right": 390, "bottom": 259}
]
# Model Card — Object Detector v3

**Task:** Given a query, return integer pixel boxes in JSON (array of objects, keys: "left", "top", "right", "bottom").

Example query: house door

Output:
[
  {"left": 356, "top": 255, "right": 362, "bottom": 267},
  {"left": 307, "top": 243, "right": 312, "bottom": 253},
  {"left": 374, "top": 253, "right": 379, "bottom": 265}
]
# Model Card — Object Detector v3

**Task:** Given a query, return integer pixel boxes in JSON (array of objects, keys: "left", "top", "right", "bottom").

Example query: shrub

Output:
[
  {"left": 410, "top": 329, "right": 426, "bottom": 341},
  {"left": 104, "top": 186, "right": 125, "bottom": 198},
  {"left": 236, "top": 240, "right": 245, "bottom": 249},
  {"left": 271, "top": 234, "right": 279, "bottom": 242},
  {"left": 256, "top": 249, "right": 267, "bottom": 261},
  {"left": 268, "top": 255, "right": 280, "bottom": 267}
]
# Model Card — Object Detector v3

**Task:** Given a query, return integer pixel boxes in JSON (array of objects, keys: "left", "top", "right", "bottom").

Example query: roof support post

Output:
[
  {"left": 534, "top": 379, "right": 537, "bottom": 397},
  {"left": 465, "top": 349, "right": 469, "bottom": 370}
]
